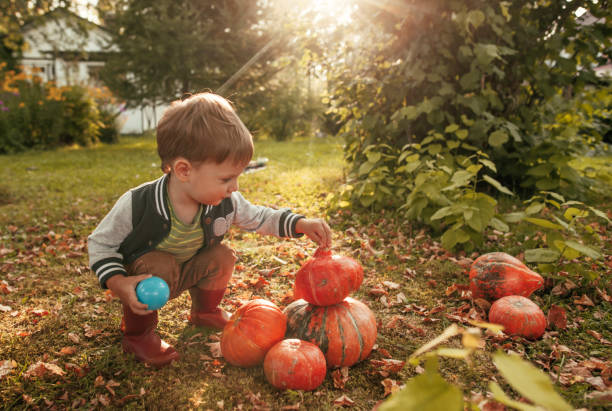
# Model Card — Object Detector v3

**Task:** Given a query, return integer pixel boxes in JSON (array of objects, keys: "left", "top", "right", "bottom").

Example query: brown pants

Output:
[{"left": 126, "top": 244, "right": 237, "bottom": 300}]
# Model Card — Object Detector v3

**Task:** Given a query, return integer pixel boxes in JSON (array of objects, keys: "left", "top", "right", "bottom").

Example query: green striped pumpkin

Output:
[{"left": 284, "top": 297, "right": 377, "bottom": 368}]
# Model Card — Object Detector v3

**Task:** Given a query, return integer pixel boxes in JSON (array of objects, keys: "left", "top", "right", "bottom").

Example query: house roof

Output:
[{"left": 20, "top": 7, "right": 116, "bottom": 59}]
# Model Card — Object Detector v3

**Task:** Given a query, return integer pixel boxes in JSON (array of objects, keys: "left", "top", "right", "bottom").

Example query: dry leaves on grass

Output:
[
  {"left": 333, "top": 394, "right": 354, "bottom": 407},
  {"left": 0, "top": 360, "right": 17, "bottom": 379},
  {"left": 547, "top": 304, "right": 568, "bottom": 330},
  {"left": 23, "top": 361, "right": 66, "bottom": 379}
]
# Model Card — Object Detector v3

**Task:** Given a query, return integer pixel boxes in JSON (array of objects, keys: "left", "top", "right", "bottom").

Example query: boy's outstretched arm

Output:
[{"left": 295, "top": 218, "right": 332, "bottom": 249}]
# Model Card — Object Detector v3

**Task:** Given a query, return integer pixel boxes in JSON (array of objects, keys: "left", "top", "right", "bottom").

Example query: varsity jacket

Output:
[{"left": 88, "top": 174, "right": 305, "bottom": 288}]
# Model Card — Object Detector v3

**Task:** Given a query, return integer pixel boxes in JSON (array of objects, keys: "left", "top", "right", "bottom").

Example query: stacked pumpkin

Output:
[
  {"left": 220, "top": 248, "right": 377, "bottom": 391},
  {"left": 286, "top": 248, "right": 378, "bottom": 368},
  {"left": 469, "top": 252, "right": 546, "bottom": 339}
]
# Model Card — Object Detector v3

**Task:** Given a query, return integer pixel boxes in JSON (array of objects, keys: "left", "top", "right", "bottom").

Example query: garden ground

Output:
[{"left": 0, "top": 136, "right": 610, "bottom": 410}]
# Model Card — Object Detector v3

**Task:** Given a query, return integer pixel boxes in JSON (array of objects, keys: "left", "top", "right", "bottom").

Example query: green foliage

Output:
[
  {"left": 491, "top": 352, "right": 573, "bottom": 411},
  {"left": 334, "top": 128, "right": 514, "bottom": 251},
  {"left": 379, "top": 357, "right": 463, "bottom": 411},
  {"left": 56, "top": 85, "right": 100, "bottom": 146},
  {"left": 381, "top": 325, "right": 574, "bottom": 411},
  {"left": 503, "top": 191, "right": 610, "bottom": 284},
  {"left": 0, "top": 67, "right": 111, "bottom": 153},
  {"left": 321, "top": 0, "right": 610, "bottom": 250},
  {"left": 245, "top": 81, "right": 309, "bottom": 141},
  {"left": 99, "top": 0, "right": 273, "bottom": 107}
]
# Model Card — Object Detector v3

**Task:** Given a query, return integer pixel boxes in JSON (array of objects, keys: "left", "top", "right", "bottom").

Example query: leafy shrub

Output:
[
  {"left": 323, "top": 1, "right": 610, "bottom": 251},
  {"left": 55, "top": 85, "right": 100, "bottom": 147},
  {"left": 88, "top": 86, "right": 122, "bottom": 144},
  {"left": 504, "top": 191, "right": 610, "bottom": 285},
  {"left": 380, "top": 324, "right": 574, "bottom": 411},
  {"left": 334, "top": 126, "right": 514, "bottom": 251},
  {"left": 241, "top": 77, "right": 322, "bottom": 141},
  {"left": 0, "top": 64, "right": 122, "bottom": 153}
]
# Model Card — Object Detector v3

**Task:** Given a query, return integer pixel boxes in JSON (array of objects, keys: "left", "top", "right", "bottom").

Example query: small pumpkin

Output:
[
  {"left": 469, "top": 252, "right": 544, "bottom": 301},
  {"left": 263, "top": 339, "right": 327, "bottom": 391},
  {"left": 221, "top": 299, "right": 286, "bottom": 367},
  {"left": 294, "top": 248, "right": 364, "bottom": 306},
  {"left": 488, "top": 295, "right": 547, "bottom": 339},
  {"left": 284, "top": 297, "right": 377, "bottom": 368}
]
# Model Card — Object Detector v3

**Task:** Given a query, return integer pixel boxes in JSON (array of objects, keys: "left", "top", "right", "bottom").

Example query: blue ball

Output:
[{"left": 136, "top": 276, "right": 169, "bottom": 310}]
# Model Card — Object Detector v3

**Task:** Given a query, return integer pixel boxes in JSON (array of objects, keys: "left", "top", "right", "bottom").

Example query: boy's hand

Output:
[
  {"left": 296, "top": 218, "right": 332, "bottom": 249},
  {"left": 106, "top": 274, "right": 153, "bottom": 315}
]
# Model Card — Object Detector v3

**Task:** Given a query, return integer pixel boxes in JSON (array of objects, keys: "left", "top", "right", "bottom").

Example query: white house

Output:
[{"left": 18, "top": 9, "right": 165, "bottom": 134}]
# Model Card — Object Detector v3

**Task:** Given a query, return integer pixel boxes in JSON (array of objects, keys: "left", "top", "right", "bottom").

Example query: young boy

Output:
[{"left": 88, "top": 92, "right": 332, "bottom": 367}]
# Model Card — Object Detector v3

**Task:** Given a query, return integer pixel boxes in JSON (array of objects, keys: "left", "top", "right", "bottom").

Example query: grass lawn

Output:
[{"left": 0, "top": 136, "right": 610, "bottom": 410}]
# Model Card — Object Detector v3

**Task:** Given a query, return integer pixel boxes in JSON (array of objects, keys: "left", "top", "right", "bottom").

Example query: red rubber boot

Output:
[
  {"left": 189, "top": 288, "right": 231, "bottom": 329},
  {"left": 121, "top": 305, "right": 179, "bottom": 367}
]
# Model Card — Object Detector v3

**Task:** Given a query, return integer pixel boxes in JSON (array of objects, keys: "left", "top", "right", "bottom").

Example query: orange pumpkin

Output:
[
  {"left": 469, "top": 252, "right": 543, "bottom": 301},
  {"left": 284, "top": 297, "right": 377, "bottom": 368},
  {"left": 221, "top": 299, "right": 286, "bottom": 367},
  {"left": 293, "top": 248, "right": 364, "bottom": 306},
  {"left": 489, "top": 295, "right": 547, "bottom": 339},
  {"left": 263, "top": 339, "right": 327, "bottom": 391}
]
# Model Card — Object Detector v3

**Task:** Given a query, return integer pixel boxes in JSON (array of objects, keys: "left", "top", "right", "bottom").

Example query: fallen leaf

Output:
[
  {"left": 68, "top": 333, "right": 80, "bottom": 344},
  {"left": 333, "top": 394, "right": 355, "bottom": 407},
  {"left": 396, "top": 292, "right": 407, "bottom": 304},
  {"left": 473, "top": 298, "right": 491, "bottom": 312},
  {"left": 94, "top": 375, "right": 105, "bottom": 387},
  {"left": 370, "top": 359, "right": 405, "bottom": 375},
  {"left": 586, "top": 376, "right": 608, "bottom": 391},
  {"left": 249, "top": 276, "right": 269, "bottom": 289},
  {"left": 207, "top": 342, "right": 222, "bottom": 358},
  {"left": 381, "top": 378, "right": 401, "bottom": 397},
  {"left": 23, "top": 361, "right": 66, "bottom": 379},
  {"left": 0, "top": 360, "right": 17, "bottom": 379},
  {"left": 481, "top": 399, "right": 507, "bottom": 411},
  {"left": 596, "top": 288, "right": 612, "bottom": 303},
  {"left": 573, "top": 294, "right": 594, "bottom": 307},
  {"left": 59, "top": 346, "right": 77, "bottom": 356},
  {"left": 106, "top": 379, "right": 120, "bottom": 396},
  {"left": 382, "top": 281, "right": 400, "bottom": 289},
  {"left": 551, "top": 279, "right": 577, "bottom": 296},
  {"left": 445, "top": 284, "right": 459, "bottom": 296},
  {"left": 98, "top": 394, "right": 110, "bottom": 406},
  {"left": 246, "top": 391, "right": 269, "bottom": 408},
  {"left": 332, "top": 367, "right": 349, "bottom": 389},
  {"left": 547, "top": 305, "right": 567, "bottom": 330},
  {"left": 368, "top": 286, "right": 388, "bottom": 297},
  {"left": 586, "top": 330, "right": 612, "bottom": 345}
]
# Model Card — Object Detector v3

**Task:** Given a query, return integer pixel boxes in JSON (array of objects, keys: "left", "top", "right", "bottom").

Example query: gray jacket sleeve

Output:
[
  {"left": 229, "top": 192, "right": 304, "bottom": 238},
  {"left": 87, "top": 191, "right": 134, "bottom": 288}
]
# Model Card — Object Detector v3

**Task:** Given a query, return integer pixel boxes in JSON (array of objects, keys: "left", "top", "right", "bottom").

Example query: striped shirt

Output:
[{"left": 156, "top": 199, "right": 204, "bottom": 264}]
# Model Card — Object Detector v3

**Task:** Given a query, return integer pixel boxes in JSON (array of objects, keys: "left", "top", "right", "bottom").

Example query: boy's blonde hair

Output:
[{"left": 156, "top": 92, "right": 254, "bottom": 172}]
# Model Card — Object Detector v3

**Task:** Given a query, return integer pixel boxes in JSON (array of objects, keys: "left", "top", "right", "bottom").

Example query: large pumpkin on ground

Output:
[
  {"left": 263, "top": 339, "right": 327, "bottom": 391},
  {"left": 221, "top": 299, "right": 286, "bottom": 367},
  {"left": 284, "top": 297, "right": 377, "bottom": 368},
  {"left": 293, "top": 248, "right": 364, "bottom": 306},
  {"left": 469, "top": 252, "right": 544, "bottom": 301},
  {"left": 488, "top": 295, "right": 547, "bottom": 340}
]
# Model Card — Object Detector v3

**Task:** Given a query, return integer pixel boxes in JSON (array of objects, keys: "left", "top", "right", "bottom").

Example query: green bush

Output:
[
  {"left": 55, "top": 85, "right": 100, "bottom": 147},
  {"left": 0, "top": 65, "right": 122, "bottom": 153},
  {"left": 323, "top": 0, "right": 610, "bottom": 252}
]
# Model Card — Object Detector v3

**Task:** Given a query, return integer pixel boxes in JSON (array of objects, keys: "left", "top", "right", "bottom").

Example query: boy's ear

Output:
[{"left": 172, "top": 158, "right": 192, "bottom": 181}]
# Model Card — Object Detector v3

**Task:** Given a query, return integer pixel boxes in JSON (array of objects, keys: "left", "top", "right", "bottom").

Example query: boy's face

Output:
[{"left": 186, "top": 158, "right": 246, "bottom": 205}]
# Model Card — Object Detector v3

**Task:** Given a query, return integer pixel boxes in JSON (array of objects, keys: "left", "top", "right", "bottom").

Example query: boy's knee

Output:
[
  {"left": 127, "top": 251, "right": 181, "bottom": 298},
  {"left": 128, "top": 251, "right": 179, "bottom": 277},
  {"left": 215, "top": 243, "right": 237, "bottom": 266},
  {"left": 190, "top": 243, "right": 237, "bottom": 289}
]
